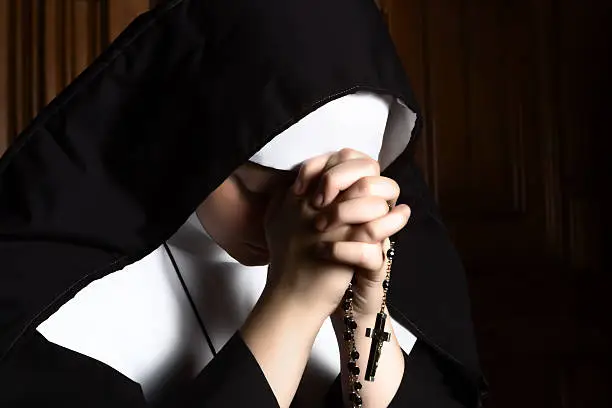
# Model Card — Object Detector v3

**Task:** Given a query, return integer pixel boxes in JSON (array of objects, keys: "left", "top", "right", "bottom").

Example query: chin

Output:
[
  {"left": 231, "top": 247, "right": 270, "bottom": 267},
  {"left": 240, "top": 258, "right": 269, "bottom": 267},
  {"left": 237, "top": 255, "right": 270, "bottom": 267}
]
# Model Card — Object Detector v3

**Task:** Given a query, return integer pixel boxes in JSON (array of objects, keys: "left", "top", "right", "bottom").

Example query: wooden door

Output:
[
  {"left": 0, "top": 0, "right": 150, "bottom": 153},
  {"left": 382, "top": 0, "right": 611, "bottom": 407}
]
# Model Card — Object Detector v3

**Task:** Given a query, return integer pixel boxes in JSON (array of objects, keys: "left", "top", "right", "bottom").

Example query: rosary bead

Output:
[
  {"left": 353, "top": 381, "right": 363, "bottom": 391},
  {"left": 350, "top": 392, "right": 363, "bottom": 405},
  {"left": 382, "top": 279, "right": 390, "bottom": 290},
  {"left": 345, "top": 289, "right": 354, "bottom": 299},
  {"left": 345, "top": 318, "right": 357, "bottom": 330},
  {"left": 386, "top": 247, "right": 395, "bottom": 260},
  {"left": 350, "top": 350, "right": 360, "bottom": 360}
]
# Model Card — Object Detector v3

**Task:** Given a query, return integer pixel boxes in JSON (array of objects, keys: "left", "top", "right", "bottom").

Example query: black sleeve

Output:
[
  {"left": 163, "top": 333, "right": 279, "bottom": 407},
  {"left": 325, "top": 341, "right": 466, "bottom": 408},
  {"left": 0, "top": 331, "right": 279, "bottom": 408}
]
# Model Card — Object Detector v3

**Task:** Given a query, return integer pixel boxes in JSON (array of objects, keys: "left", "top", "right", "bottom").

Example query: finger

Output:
[
  {"left": 336, "top": 176, "right": 400, "bottom": 206},
  {"left": 292, "top": 152, "right": 334, "bottom": 195},
  {"left": 316, "top": 241, "right": 384, "bottom": 272},
  {"left": 313, "top": 158, "right": 380, "bottom": 208},
  {"left": 357, "top": 237, "right": 394, "bottom": 288},
  {"left": 293, "top": 148, "right": 370, "bottom": 197},
  {"left": 315, "top": 196, "right": 390, "bottom": 231},
  {"left": 348, "top": 204, "right": 411, "bottom": 243},
  {"left": 321, "top": 148, "right": 371, "bottom": 172}
]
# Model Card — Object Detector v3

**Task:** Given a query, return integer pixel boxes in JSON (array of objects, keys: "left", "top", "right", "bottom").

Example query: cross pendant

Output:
[{"left": 364, "top": 312, "right": 391, "bottom": 382}]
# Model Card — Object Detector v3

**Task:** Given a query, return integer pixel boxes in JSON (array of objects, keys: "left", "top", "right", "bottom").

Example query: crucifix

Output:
[{"left": 364, "top": 311, "right": 391, "bottom": 381}]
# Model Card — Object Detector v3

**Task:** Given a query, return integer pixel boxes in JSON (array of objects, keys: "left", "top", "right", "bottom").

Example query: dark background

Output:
[{"left": 1, "top": 1, "right": 610, "bottom": 406}]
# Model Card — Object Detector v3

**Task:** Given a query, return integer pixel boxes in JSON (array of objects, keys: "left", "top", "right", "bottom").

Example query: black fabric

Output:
[
  {"left": 168, "top": 333, "right": 278, "bottom": 407},
  {"left": 0, "top": 331, "right": 147, "bottom": 408},
  {"left": 324, "top": 342, "right": 467, "bottom": 408},
  {"left": 0, "top": 0, "right": 485, "bottom": 406}
]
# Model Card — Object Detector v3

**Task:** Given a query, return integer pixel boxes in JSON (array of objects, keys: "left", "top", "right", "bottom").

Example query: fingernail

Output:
[
  {"left": 293, "top": 179, "right": 303, "bottom": 195},
  {"left": 314, "top": 193, "right": 324, "bottom": 207}
]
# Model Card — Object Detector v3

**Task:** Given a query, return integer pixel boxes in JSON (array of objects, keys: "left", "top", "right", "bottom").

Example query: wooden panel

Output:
[
  {"left": 393, "top": 0, "right": 571, "bottom": 266},
  {"left": 0, "top": 0, "right": 150, "bottom": 155},
  {"left": 0, "top": 0, "right": 9, "bottom": 153},
  {"left": 422, "top": 0, "right": 469, "bottom": 209},
  {"left": 42, "top": 0, "right": 107, "bottom": 103},
  {"left": 108, "top": 0, "right": 148, "bottom": 41},
  {"left": 385, "top": 0, "right": 433, "bottom": 185},
  {"left": 385, "top": 0, "right": 610, "bottom": 407}
]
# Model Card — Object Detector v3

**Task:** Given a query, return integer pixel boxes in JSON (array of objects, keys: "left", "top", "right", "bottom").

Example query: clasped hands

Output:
[{"left": 264, "top": 148, "right": 411, "bottom": 319}]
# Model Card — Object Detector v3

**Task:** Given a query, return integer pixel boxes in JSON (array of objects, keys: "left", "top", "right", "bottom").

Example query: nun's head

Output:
[
  {"left": 194, "top": 92, "right": 413, "bottom": 266},
  {"left": 196, "top": 162, "right": 295, "bottom": 266}
]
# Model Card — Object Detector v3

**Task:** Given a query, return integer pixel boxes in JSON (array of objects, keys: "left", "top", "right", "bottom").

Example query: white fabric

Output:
[
  {"left": 250, "top": 91, "right": 417, "bottom": 172},
  {"left": 37, "top": 246, "right": 214, "bottom": 399},
  {"left": 37, "top": 92, "right": 418, "bottom": 404}
]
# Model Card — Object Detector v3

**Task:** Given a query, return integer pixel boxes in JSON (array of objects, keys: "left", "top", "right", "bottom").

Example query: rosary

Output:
[{"left": 341, "top": 240, "right": 395, "bottom": 408}]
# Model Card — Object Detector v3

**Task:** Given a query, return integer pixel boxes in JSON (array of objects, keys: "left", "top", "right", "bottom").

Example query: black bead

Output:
[
  {"left": 349, "top": 392, "right": 357, "bottom": 402},
  {"left": 343, "top": 331, "right": 354, "bottom": 341},
  {"left": 386, "top": 247, "right": 395, "bottom": 260},
  {"left": 345, "top": 289, "right": 354, "bottom": 299},
  {"left": 354, "top": 395, "right": 363, "bottom": 405},
  {"left": 353, "top": 381, "right": 363, "bottom": 391},
  {"left": 350, "top": 365, "right": 360, "bottom": 375},
  {"left": 342, "top": 299, "right": 351, "bottom": 311},
  {"left": 382, "top": 279, "right": 390, "bottom": 290},
  {"left": 350, "top": 350, "right": 360, "bottom": 360}
]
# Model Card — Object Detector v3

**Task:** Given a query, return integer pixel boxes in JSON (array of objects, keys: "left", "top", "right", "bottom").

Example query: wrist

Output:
[
  {"left": 264, "top": 272, "right": 342, "bottom": 321},
  {"left": 332, "top": 307, "right": 405, "bottom": 408},
  {"left": 240, "top": 285, "right": 330, "bottom": 408},
  {"left": 256, "top": 284, "right": 330, "bottom": 330}
]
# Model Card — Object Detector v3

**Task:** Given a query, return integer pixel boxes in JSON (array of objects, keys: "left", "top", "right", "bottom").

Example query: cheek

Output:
[{"left": 197, "top": 180, "right": 267, "bottom": 246}]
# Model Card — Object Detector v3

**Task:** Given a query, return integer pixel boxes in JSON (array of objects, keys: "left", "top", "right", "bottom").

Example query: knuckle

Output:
[
  {"left": 365, "top": 159, "right": 380, "bottom": 175},
  {"left": 355, "top": 178, "right": 373, "bottom": 196},
  {"left": 300, "top": 160, "right": 316, "bottom": 176},
  {"left": 338, "top": 148, "right": 358, "bottom": 160},
  {"left": 387, "top": 177, "right": 401, "bottom": 196},
  {"left": 375, "top": 197, "right": 390, "bottom": 213},
  {"left": 362, "top": 223, "right": 379, "bottom": 243},
  {"left": 358, "top": 244, "right": 370, "bottom": 266},
  {"left": 319, "top": 171, "right": 334, "bottom": 190},
  {"left": 369, "top": 249, "right": 383, "bottom": 271}
]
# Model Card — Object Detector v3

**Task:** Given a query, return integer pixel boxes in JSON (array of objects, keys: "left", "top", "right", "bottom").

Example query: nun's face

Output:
[{"left": 196, "top": 162, "right": 296, "bottom": 266}]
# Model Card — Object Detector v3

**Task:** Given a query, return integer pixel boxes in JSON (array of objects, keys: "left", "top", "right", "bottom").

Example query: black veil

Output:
[{"left": 0, "top": 0, "right": 485, "bottom": 406}]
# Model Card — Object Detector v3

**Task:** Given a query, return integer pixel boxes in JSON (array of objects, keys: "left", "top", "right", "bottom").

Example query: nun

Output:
[{"left": 0, "top": 0, "right": 486, "bottom": 407}]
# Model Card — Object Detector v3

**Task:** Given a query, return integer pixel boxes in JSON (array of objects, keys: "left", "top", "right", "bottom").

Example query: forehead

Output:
[
  {"left": 234, "top": 162, "right": 296, "bottom": 191},
  {"left": 239, "top": 161, "right": 292, "bottom": 177}
]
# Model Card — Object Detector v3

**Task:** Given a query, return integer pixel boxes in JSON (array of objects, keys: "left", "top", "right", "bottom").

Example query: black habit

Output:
[{"left": 0, "top": 0, "right": 487, "bottom": 406}]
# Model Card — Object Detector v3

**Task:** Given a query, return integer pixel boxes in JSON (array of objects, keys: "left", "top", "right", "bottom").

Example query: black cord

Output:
[{"left": 162, "top": 242, "right": 217, "bottom": 357}]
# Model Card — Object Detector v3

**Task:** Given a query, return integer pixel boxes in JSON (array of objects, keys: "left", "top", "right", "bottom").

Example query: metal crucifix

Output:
[{"left": 364, "top": 311, "right": 391, "bottom": 381}]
